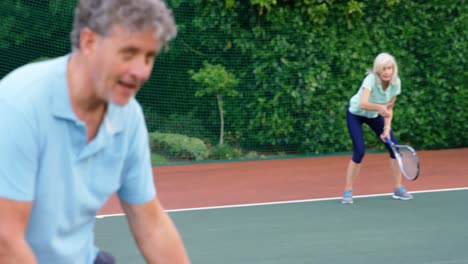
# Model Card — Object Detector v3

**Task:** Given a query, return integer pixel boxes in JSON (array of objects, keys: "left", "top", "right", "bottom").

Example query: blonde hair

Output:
[{"left": 367, "top": 52, "right": 399, "bottom": 86}]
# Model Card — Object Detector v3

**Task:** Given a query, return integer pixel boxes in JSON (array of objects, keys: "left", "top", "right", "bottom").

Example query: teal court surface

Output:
[{"left": 95, "top": 188, "right": 468, "bottom": 264}]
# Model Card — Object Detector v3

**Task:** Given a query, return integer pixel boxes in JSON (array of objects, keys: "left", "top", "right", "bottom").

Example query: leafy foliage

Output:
[
  {"left": 1, "top": 0, "right": 466, "bottom": 162},
  {"left": 176, "top": 0, "right": 467, "bottom": 153},
  {"left": 189, "top": 61, "right": 240, "bottom": 145},
  {"left": 208, "top": 144, "right": 242, "bottom": 160},
  {"left": 189, "top": 61, "right": 239, "bottom": 98},
  {"left": 0, "top": 0, "right": 75, "bottom": 76},
  {"left": 149, "top": 132, "right": 209, "bottom": 161}
]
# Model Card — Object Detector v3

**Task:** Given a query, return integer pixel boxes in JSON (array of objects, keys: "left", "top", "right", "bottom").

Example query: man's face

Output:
[{"left": 86, "top": 25, "right": 159, "bottom": 106}]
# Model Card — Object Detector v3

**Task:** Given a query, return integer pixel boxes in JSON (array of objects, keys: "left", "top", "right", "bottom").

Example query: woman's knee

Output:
[{"left": 352, "top": 149, "right": 365, "bottom": 163}]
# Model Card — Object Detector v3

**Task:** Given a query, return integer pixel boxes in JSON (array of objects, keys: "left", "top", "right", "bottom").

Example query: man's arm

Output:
[
  {"left": 120, "top": 197, "right": 191, "bottom": 264},
  {"left": 0, "top": 198, "right": 36, "bottom": 263}
]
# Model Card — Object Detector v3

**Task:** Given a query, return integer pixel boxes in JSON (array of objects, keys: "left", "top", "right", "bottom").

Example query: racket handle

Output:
[{"left": 385, "top": 138, "right": 393, "bottom": 145}]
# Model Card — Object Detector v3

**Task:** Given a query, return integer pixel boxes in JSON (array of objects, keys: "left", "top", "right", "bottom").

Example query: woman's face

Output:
[{"left": 379, "top": 62, "right": 394, "bottom": 82}]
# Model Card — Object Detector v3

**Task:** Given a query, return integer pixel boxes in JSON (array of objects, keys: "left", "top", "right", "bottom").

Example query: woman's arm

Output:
[
  {"left": 380, "top": 96, "right": 397, "bottom": 140},
  {"left": 359, "top": 88, "right": 391, "bottom": 118}
]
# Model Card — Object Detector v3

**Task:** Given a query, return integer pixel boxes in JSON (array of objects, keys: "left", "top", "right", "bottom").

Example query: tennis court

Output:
[{"left": 95, "top": 148, "right": 468, "bottom": 263}]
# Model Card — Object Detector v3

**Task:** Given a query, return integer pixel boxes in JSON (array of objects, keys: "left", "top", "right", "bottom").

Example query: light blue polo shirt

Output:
[
  {"left": 0, "top": 55, "right": 156, "bottom": 263},
  {"left": 348, "top": 73, "right": 401, "bottom": 118}
]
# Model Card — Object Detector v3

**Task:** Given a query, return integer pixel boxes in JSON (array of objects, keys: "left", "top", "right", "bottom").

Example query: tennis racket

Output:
[{"left": 385, "top": 138, "right": 420, "bottom": 181}]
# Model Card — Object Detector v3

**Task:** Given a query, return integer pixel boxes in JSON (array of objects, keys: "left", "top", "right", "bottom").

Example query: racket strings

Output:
[{"left": 399, "top": 148, "right": 419, "bottom": 180}]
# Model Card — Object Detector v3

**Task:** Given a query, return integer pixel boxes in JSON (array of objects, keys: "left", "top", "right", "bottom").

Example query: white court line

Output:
[{"left": 95, "top": 187, "right": 468, "bottom": 219}]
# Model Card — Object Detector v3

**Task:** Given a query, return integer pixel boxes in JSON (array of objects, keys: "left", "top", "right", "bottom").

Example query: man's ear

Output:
[{"left": 79, "top": 28, "right": 98, "bottom": 55}]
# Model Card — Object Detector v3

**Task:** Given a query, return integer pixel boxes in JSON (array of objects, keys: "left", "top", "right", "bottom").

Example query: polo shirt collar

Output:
[
  {"left": 104, "top": 103, "right": 125, "bottom": 135},
  {"left": 51, "top": 55, "right": 76, "bottom": 121}
]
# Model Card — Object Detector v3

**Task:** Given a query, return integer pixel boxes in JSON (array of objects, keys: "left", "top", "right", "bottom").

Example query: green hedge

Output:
[
  {"left": 153, "top": 0, "right": 467, "bottom": 154},
  {"left": 0, "top": 1, "right": 466, "bottom": 161},
  {"left": 149, "top": 132, "right": 209, "bottom": 161}
]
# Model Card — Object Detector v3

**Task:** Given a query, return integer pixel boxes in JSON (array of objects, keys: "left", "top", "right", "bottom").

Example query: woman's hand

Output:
[
  {"left": 380, "top": 126, "right": 391, "bottom": 142},
  {"left": 378, "top": 104, "right": 392, "bottom": 118}
]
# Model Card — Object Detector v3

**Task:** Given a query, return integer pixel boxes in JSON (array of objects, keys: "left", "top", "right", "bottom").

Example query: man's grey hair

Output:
[{"left": 70, "top": 0, "right": 177, "bottom": 51}]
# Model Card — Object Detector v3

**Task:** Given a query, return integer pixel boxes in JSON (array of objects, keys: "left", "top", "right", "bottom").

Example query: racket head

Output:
[
  {"left": 396, "top": 145, "right": 420, "bottom": 180},
  {"left": 386, "top": 138, "right": 420, "bottom": 181}
]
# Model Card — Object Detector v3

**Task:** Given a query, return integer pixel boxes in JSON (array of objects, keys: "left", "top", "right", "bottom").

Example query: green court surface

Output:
[{"left": 95, "top": 190, "right": 468, "bottom": 263}]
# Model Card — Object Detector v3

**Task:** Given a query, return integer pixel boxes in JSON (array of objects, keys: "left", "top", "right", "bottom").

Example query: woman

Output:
[{"left": 342, "top": 52, "right": 413, "bottom": 204}]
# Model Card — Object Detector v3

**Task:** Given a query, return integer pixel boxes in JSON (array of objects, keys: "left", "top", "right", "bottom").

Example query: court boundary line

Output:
[{"left": 96, "top": 187, "right": 468, "bottom": 218}]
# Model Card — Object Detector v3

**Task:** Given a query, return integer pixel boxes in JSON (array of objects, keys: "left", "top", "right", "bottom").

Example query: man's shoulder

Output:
[
  {"left": 1, "top": 56, "right": 67, "bottom": 87},
  {"left": 0, "top": 56, "right": 68, "bottom": 106},
  {"left": 0, "top": 56, "right": 69, "bottom": 129}
]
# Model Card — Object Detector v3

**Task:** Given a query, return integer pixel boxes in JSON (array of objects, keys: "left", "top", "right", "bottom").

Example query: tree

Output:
[{"left": 189, "top": 61, "right": 239, "bottom": 146}]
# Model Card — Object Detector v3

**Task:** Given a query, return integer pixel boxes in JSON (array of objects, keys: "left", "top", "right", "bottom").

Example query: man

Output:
[{"left": 0, "top": 0, "right": 191, "bottom": 263}]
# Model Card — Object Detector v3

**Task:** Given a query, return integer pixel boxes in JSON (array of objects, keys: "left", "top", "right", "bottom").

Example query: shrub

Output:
[
  {"left": 149, "top": 132, "right": 209, "bottom": 161},
  {"left": 208, "top": 144, "right": 242, "bottom": 160}
]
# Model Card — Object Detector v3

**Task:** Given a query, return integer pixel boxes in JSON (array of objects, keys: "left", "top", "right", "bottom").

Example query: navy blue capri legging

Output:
[{"left": 346, "top": 107, "right": 398, "bottom": 163}]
